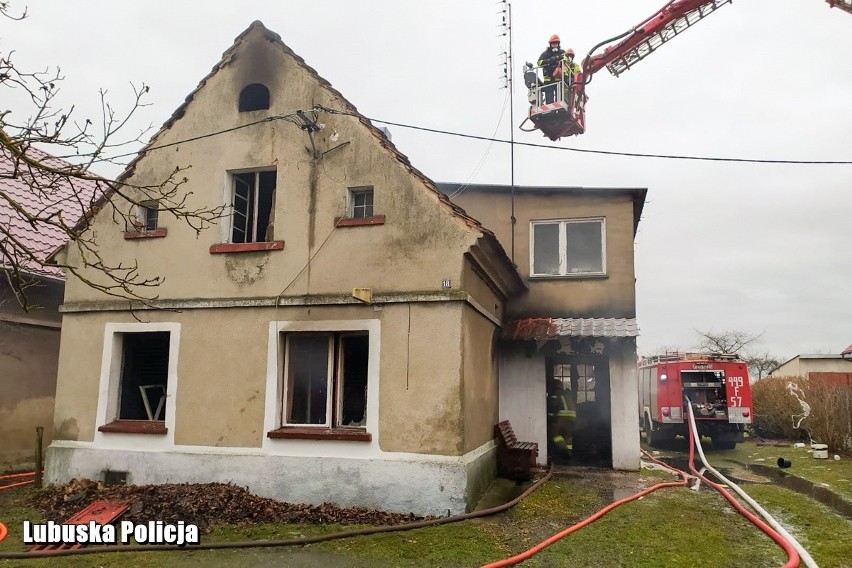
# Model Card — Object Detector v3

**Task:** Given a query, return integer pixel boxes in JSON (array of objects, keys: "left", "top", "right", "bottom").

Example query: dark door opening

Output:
[{"left": 546, "top": 354, "right": 611, "bottom": 467}]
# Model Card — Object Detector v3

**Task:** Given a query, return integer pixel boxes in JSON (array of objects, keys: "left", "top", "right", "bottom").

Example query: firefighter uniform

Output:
[{"left": 548, "top": 382, "right": 577, "bottom": 455}]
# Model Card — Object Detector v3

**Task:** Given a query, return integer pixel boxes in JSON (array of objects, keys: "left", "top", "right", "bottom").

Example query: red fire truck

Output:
[{"left": 638, "top": 352, "right": 753, "bottom": 449}]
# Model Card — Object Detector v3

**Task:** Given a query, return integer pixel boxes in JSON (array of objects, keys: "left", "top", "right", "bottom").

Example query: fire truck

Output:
[
  {"left": 638, "top": 352, "right": 753, "bottom": 449},
  {"left": 522, "top": 0, "right": 852, "bottom": 141}
]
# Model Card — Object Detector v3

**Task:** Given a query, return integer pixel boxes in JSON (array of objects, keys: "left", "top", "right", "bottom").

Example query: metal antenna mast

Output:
[{"left": 499, "top": 0, "right": 516, "bottom": 264}]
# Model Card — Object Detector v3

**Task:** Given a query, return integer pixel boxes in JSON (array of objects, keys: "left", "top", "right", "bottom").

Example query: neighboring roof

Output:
[
  {"left": 435, "top": 183, "right": 647, "bottom": 235},
  {"left": 504, "top": 317, "right": 639, "bottom": 341},
  {"left": 770, "top": 352, "right": 852, "bottom": 375},
  {"left": 0, "top": 145, "right": 102, "bottom": 278}
]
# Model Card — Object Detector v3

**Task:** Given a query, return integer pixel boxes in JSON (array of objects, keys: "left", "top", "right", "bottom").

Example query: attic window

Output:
[{"left": 239, "top": 83, "right": 270, "bottom": 112}]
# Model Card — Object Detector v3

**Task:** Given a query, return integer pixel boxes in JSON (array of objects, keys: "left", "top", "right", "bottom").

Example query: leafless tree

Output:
[
  {"left": 1, "top": 2, "right": 225, "bottom": 310},
  {"left": 745, "top": 352, "right": 783, "bottom": 381},
  {"left": 694, "top": 329, "right": 763, "bottom": 355}
]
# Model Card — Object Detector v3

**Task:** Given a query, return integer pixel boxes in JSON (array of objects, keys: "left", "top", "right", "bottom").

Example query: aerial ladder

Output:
[
  {"left": 522, "top": 0, "right": 849, "bottom": 141},
  {"left": 827, "top": 0, "right": 852, "bottom": 15}
]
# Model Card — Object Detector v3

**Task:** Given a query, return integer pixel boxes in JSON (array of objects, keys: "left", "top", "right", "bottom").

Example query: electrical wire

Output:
[
  {"left": 316, "top": 106, "right": 852, "bottom": 165},
  {"left": 449, "top": 89, "right": 510, "bottom": 199},
  {"left": 90, "top": 105, "right": 852, "bottom": 169}
]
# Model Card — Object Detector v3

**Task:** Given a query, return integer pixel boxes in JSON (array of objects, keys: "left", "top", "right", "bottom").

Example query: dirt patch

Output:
[{"left": 32, "top": 479, "right": 424, "bottom": 531}]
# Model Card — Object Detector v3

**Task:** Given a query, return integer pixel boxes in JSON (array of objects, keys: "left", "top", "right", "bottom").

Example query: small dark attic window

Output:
[{"left": 239, "top": 83, "right": 270, "bottom": 112}]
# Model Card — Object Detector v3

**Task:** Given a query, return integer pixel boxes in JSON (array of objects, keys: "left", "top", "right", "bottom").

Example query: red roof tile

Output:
[{"left": 0, "top": 145, "right": 102, "bottom": 278}]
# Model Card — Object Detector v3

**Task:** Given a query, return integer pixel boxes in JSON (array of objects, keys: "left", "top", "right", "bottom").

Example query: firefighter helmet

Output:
[
  {"left": 565, "top": 48, "right": 575, "bottom": 57},
  {"left": 548, "top": 34, "right": 560, "bottom": 44}
]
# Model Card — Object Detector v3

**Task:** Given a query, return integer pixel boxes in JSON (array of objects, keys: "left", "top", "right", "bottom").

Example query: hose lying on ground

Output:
[
  {"left": 0, "top": 467, "right": 553, "bottom": 559},
  {"left": 479, "top": 452, "right": 689, "bottom": 568},
  {"left": 684, "top": 400, "right": 809, "bottom": 568}
]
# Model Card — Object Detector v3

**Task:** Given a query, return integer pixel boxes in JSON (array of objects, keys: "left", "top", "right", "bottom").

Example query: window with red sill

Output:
[
  {"left": 98, "top": 331, "right": 170, "bottom": 435},
  {"left": 268, "top": 332, "right": 370, "bottom": 441}
]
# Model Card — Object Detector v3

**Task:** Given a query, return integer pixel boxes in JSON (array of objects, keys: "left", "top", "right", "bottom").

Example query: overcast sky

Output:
[{"left": 3, "top": 0, "right": 851, "bottom": 361}]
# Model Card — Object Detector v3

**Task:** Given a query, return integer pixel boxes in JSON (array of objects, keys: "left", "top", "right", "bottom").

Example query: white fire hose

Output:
[{"left": 685, "top": 399, "right": 818, "bottom": 568}]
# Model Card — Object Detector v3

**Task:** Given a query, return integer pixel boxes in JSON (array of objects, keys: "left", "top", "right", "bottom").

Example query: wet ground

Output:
[{"left": 642, "top": 438, "right": 852, "bottom": 520}]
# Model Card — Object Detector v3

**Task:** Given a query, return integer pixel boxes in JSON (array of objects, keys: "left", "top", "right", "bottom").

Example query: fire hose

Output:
[
  {"left": 0, "top": 467, "right": 554, "bottom": 559},
  {"left": 684, "top": 399, "right": 815, "bottom": 568},
  {"left": 479, "top": 452, "right": 689, "bottom": 567},
  {"left": 0, "top": 471, "right": 35, "bottom": 491}
]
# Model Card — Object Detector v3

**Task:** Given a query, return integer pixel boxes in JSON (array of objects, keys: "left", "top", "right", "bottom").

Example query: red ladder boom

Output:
[
  {"left": 586, "top": 0, "right": 732, "bottom": 77},
  {"left": 827, "top": 0, "right": 852, "bottom": 15}
]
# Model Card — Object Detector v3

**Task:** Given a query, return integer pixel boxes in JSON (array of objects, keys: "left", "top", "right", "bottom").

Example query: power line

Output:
[
  {"left": 101, "top": 105, "right": 852, "bottom": 167},
  {"left": 318, "top": 108, "right": 852, "bottom": 165}
]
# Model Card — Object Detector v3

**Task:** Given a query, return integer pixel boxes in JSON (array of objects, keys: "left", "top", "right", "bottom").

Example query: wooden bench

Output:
[{"left": 494, "top": 420, "right": 538, "bottom": 481}]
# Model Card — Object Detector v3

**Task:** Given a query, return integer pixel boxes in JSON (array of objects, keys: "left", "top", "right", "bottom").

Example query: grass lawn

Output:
[{"left": 4, "top": 463, "right": 850, "bottom": 568}]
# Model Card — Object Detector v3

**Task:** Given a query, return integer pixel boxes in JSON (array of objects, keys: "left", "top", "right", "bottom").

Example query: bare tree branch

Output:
[
  {"left": 1, "top": 3, "right": 226, "bottom": 310},
  {"left": 693, "top": 329, "right": 763, "bottom": 355}
]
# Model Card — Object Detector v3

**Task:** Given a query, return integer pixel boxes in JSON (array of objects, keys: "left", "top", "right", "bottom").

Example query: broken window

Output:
[
  {"left": 138, "top": 200, "right": 159, "bottom": 231},
  {"left": 238, "top": 83, "right": 270, "bottom": 112},
  {"left": 348, "top": 187, "right": 374, "bottom": 219},
  {"left": 231, "top": 170, "right": 276, "bottom": 243},
  {"left": 118, "top": 332, "right": 171, "bottom": 420},
  {"left": 531, "top": 218, "right": 605, "bottom": 276},
  {"left": 283, "top": 333, "right": 368, "bottom": 428}
]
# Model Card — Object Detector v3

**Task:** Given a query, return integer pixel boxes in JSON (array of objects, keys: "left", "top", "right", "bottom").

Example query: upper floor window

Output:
[
  {"left": 138, "top": 200, "right": 159, "bottom": 231},
  {"left": 231, "top": 170, "right": 276, "bottom": 244},
  {"left": 531, "top": 218, "right": 605, "bottom": 277},
  {"left": 349, "top": 186, "right": 374, "bottom": 219},
  {"left": 238, "top": 83, "right": 270, "bottom": 112}
]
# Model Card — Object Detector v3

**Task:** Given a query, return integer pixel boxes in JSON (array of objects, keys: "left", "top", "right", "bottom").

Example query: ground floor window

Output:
[
  {"left": 283, "top": 333, "right": 368, "bottom": 428},
  {"left": 118, "top": 331, "right": 171, "bottom": 420}
]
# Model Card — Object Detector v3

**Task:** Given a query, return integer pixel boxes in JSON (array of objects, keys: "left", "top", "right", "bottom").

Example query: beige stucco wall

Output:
[
  {"left": 461, "top": 305, "right": 500, "bottom": 452},
  {"left": 1, "top": 279, "right": 64, "bottom": 468},
  {"left": 53, "top": 302, "right": 473, "bottom": 455},
  {"left": 62, "top": 26, "right": 479, "bottom": 306},
  {"left": 452, "top": 190, "right": 638, "bottom": 318}
]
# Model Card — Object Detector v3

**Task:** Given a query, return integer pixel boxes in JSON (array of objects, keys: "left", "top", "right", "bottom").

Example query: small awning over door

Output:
[{"left": 504, "top": 318, "right": 639, "bottom": 341}]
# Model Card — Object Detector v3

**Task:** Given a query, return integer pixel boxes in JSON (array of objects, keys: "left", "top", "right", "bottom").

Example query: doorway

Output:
[{"left": 546, "top": 354, "right": 611, "bottom": 466}]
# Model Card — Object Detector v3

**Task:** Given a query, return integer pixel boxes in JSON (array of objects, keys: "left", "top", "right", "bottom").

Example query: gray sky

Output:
[{"left": 4, "top": 0, "right": 851, "bottom": 360}]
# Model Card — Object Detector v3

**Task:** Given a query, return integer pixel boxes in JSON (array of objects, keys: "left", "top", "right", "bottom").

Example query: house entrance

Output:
[{"left": 546, "top": 354, "right": 611, "bottom": 466}]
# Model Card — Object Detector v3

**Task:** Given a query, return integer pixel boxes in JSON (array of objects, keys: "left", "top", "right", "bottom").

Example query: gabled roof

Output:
[
  {"left": 0, "top": 145, "right": 102, "bottom": 278},
  {"left": 114, "top": 21, "right": 522, "bottom": 294}
]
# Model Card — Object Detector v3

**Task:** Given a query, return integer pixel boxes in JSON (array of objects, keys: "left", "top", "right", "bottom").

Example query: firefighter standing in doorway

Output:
[{"left": 548, "top": 377, "right": 577, "bottom": 457}]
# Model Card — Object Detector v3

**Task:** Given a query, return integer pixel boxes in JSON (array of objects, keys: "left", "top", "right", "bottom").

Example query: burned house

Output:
[
  {"left": 440, "top": 184, "right": 645, "bottom": 468},
  {"left": 46, "top": 21, "right": 645, "bottom": 515}
]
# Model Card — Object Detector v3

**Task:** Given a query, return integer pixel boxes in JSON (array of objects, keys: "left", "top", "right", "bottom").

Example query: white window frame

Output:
[
  {"left": 281, "top": 332, "right": 369, "bottom": 428},
  {"left": 348, "top": 186, "right": 374, "bottom": 219},
  {"left": 95, "top": 322, "right": 181, "bottom": 447},
  {"left": 228, "top": 168, "right": 277, "bottom": 244},
  {"left": 264, "top": 319, "right": 380, "bottom": 442},
  {"left": 529, "top": 217, "right": 607, "bottom": 277}
]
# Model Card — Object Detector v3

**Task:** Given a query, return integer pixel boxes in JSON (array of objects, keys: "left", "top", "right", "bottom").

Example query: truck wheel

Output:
[
  {"left": 646, "top": 420, "right": 666, "bottom": 449},
  {"left": 711, "top": 437, "right": 736, "bottom": 450}
]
